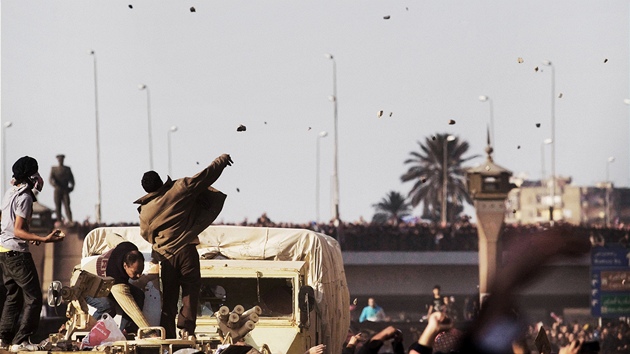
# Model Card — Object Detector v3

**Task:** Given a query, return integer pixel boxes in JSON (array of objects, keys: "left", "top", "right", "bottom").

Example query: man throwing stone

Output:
[{"left": 134, "top": 153, "right": 233, "bottom": 339}]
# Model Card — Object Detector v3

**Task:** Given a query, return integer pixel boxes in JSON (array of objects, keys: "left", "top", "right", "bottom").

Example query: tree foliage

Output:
[
  {"left": 372, "top": 190, "right": 412, "bottom": 225},
  {"left": 401, "top": 133, "right": 478, "bottom": 223}
]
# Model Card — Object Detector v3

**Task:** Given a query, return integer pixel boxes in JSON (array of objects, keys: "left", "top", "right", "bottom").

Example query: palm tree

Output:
[
  {"left": 401, "top": 133, "right": 479, "bottom": 223},
  {"left": 372, "top": 191, "right": 412, "bottom": 225}
]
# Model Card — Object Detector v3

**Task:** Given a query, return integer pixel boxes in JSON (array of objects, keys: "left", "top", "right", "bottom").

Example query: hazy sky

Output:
[{"left": 2, "top": 1, "right": 629, "bottom": 224}]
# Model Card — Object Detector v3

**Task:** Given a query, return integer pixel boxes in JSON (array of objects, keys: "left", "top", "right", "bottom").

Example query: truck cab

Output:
[{"left": 196, "top": 259, "right": 317, "bottom": 353}]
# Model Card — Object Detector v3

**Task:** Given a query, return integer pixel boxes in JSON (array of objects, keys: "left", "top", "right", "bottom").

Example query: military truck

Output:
[{"left": 79, "top": 225, "right": 350, "bottom": 354}]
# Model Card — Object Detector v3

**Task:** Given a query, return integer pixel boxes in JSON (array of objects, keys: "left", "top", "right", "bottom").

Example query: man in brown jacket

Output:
[{"left": 134, "top": 153, "right": 233, "bottom": 339}]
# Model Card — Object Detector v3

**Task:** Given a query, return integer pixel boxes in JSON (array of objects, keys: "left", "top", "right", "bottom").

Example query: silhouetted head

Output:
[
  {"left": 433, "top": 285, "right": 441, "bottom": 296},
  {"left": 12, "top": 156, "right": 43, "bottom": 191},
  {"left": 141, "top": 171, "right": 163, "bottom": 193},
  {"left": 13, "top": 156, "right": 38, "bottom": 182},
  {"left": 123, "top": 250, "right": 145, "bottom": 280}
]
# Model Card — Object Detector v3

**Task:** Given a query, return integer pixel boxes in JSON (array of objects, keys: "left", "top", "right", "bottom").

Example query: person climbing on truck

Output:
[{"left": 85, "top": 240, "right": 151, "bottom": 335}]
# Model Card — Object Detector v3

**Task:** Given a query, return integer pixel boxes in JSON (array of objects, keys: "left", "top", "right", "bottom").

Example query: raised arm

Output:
[{"left": 183, "top": 154, "right": 233, "bottom": 191}]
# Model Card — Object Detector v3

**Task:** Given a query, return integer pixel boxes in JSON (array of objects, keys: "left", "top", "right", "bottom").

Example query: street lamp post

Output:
[
  {"left": 88, "top": 50, "right": 102, "bottom": 224},
  {"left": 316, "top": 131, "right": 328, "bottom": 223},
  {"left": 542, "top": 60, "right": 556, "bottom": 224},
  {"left": 2, "top": 121, "right": 13, "bottom": 192},
  {"left": 325, "top": 53, "right": 340, "bottom": 224},
  {"left": 541, "top": 138, "right": 553, "bottom": 222},
  {"left": 623, "top": 98, "right": 630, "bottom": 185},
  {"left": 442, "top": 135, "right": 456, "bottom": 225},
  {"left": 138, "top": 84, "right": 154, "bottom": 170},
  {"left": 478, "top": 96, "right": 495, "bottom": 145},
  {"left": 168, "top": 125, "right": 178, "bottom": 176},
  {"left": 606, "top": 156, "right": 615, "bottom": 227},
  {"left": 541, "top": 138, "right": 553, "bottom": 181}
]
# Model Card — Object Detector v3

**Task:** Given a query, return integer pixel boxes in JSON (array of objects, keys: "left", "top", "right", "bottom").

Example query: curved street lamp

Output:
[
  {"left": 623, "top": 99, "right": 630, "bottom": 184},
  {"left": 138, "top": 84, "right": 154, "bottom": 170},
  {"left": 88, "top": 49, "right": 102, "bottom": 224},
  {"left": 542, "top": 59, "right": 556, "bottom": 224},
  {"left": 325, "top": 53, "right": 340, "bottom": 224},
  {"left": 606, "top": 156, "right": 615, "bottom": 227},
  {"left": 2, "top": 121, "right": 13, "bottom": 192},
  {"left": 316, "top": 131, "right": 328, "bottom": 223},
  {"left": 541, "top": 138, "right": 553, "bottom": 181},
  {"left": 168, "top": 125, "right": 178, "bottom": 176}
]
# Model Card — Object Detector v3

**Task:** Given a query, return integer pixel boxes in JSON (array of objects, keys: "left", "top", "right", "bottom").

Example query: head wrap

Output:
[
  {"left": 142, "top": 171, "right": 163, "bottom": 193},
  {"left": 12, "top": 156, "right": 39, "bottom": 181}
]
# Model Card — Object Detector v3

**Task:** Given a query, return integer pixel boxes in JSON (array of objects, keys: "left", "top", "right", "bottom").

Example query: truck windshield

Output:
[{"left": 198, "top": 277, "right": 294, "bottom": 318}]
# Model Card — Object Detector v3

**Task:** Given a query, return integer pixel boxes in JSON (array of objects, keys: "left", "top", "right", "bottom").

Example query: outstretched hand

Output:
[
  {"left": 219, "top": 154, "right": 233, "bottom": 167},
  {"left": 42, "top": 229, "right": 65, "bottom": 244},
  {"left": 558, "top": 340, "right": 582, "bottom": 354},
  {"left": 464, "top": 225, "right": 591, "bottom": 353},
  {"left": 304, "top": 344, "right": 326, "bottom": 354},
  {"left": 347, "top": 333, "right": 365, "bottom": 347},
  {"left": 492, "top": 224, "right": 590, "bottom": 296}
]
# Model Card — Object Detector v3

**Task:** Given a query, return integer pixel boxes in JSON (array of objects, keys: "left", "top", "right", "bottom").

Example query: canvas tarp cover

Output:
[{"left": 83, "top": 225, "right": 350, "bottom": 354}]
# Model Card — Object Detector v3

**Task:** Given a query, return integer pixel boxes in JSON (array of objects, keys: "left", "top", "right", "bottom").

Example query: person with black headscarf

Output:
[{"left": 0, "top": 156, "right": 65, "bottom": 351}]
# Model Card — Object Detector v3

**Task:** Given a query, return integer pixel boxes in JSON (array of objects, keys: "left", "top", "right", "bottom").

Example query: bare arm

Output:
[
  {"left": 304, "top": 344, "right": 326, "bottom": 354},
  {"left": 14, "top": 216, "right": 64, "bottom": 243},
  {"left": 419, "top": 311, "right": 452, "bottom": 347}
]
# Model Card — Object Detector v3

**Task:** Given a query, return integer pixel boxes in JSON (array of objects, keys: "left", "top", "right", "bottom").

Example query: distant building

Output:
[{"left": 506, "top": 176, "right": 630, "bottom": 226}]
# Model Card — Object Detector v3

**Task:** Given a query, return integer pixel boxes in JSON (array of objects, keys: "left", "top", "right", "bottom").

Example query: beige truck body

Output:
[{"left": 82, "top": 225, "right": 350, "bottom": 354}]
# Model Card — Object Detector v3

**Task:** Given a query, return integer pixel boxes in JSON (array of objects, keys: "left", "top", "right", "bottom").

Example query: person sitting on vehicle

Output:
[{"left": 86, "top": 241, "right": 151, "bottom": 334}]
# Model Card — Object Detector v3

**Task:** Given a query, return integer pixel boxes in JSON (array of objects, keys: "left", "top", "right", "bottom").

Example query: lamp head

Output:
[
  {"left": 138, "top": 84, "right": 147, "bottom": 90},
  {"left": 319, "top": 131, "right": 328, "bottom": 138},
  {"left": 542, "top": 60, "right": 552, "bottom": 66},
  {"left": 324, "top": 53, "right": 334, "bottom": 60},
  {"left": 478, "top": 95, "right": 489, "bottom": 102},
  {"left": 170, "top": 125, "right": 178, "bottom": 133}
]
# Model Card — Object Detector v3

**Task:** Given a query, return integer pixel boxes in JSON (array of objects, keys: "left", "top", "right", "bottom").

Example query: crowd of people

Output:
[
  {"left": 352, "top": 293, "right": 630, "bottom": 353},
  {"left": 342, "top": 225, "right": 630, "bottom": 353},
  {"left": 74, "top": 214, "right": 630, "bottom": 253},
  {"left": 340, "top": 314, "right": 630, "bottom": 354}
]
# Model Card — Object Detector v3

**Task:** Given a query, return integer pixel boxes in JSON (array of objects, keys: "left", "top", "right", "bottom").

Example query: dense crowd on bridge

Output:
[{"left": 75, "top": 213, "right": 630, "bottom": 252}]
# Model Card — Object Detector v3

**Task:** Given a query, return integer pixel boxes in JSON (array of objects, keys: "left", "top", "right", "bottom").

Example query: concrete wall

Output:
[{"left": 343, "top": 251, "right": 592, "bottom": 318}]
